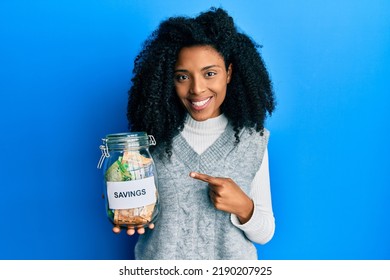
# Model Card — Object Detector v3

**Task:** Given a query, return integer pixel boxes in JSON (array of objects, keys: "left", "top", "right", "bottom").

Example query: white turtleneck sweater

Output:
[{"left": 181, "top": 114, "right": 275, "bottom": 245}]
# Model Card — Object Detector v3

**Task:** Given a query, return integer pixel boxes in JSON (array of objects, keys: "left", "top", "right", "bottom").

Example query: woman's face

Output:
[{"left": 174, "top": 45, "right": 232, "bottom": 121}]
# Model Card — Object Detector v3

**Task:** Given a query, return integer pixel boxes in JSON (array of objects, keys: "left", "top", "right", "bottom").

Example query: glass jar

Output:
[{"left": 97, "top": 132, "right": 159, "bottom": 229}]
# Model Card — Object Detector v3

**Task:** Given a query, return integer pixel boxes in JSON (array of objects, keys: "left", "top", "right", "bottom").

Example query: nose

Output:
[{"left": 189, "top": 75, "right": 206, "bottom": 94}]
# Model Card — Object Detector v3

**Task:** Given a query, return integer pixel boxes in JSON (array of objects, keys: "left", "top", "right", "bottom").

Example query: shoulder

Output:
[
  {"left": 239, "top": 127, "right": 270, "bottom": 144},
  {"left": 262, "top": 128, "right": 270, "bottom": 142},
  {"left": 228, "top": 127, "right": 269, "bottom": 162}
]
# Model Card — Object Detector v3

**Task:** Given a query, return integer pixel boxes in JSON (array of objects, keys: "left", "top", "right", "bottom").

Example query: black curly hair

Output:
[{"left": 127, "top": 7, "right": 276, "bottom": 157}]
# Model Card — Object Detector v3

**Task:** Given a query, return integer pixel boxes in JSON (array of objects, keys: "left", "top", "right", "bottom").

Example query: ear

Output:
[{"left": 227, "top": 63, "right": 233, "bottom": 84}]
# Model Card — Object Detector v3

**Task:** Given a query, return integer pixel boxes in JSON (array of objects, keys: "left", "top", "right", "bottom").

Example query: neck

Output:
[{"left": 181, "top": 114, "right": 228, "bottom": 154}]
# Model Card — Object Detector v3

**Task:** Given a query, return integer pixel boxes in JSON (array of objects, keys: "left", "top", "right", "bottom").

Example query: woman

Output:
[{"left": 116, "top": 7, "right": 276, "bottom": 260}]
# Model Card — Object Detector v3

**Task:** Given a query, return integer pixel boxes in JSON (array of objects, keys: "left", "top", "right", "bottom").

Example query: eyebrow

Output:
[{"left": 174, "top": 64, "right": 222, "bottom": 73}]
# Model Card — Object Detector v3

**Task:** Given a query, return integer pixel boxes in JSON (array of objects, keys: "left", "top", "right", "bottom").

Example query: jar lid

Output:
[
  {"left": 103, "top": 132, "right": 156, "bottom": 150},
  {"left": 97, "top": 132, "right": 156, "bottom": 169}
]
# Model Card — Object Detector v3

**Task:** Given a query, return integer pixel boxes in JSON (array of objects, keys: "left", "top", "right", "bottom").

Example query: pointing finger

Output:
[
  {"left": 189, "top": 172, "right": 220, "bottom": 184},
  {"left": 190, "top": 172, "right": 211, "bottom": 182}
]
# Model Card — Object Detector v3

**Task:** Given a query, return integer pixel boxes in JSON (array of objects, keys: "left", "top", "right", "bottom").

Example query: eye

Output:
[
  {"left": 205, "top": 71, "right": 217, "bottom": 78},
  {"left": 175, "top": 74, "right": 189, "bottom": 82}
]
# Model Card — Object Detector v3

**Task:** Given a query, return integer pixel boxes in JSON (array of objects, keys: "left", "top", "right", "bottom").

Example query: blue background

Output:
[{"left": 0, "top": 0, "right": 389, "bottom": 260}]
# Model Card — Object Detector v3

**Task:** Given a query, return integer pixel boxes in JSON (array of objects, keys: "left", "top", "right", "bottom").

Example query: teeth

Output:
[{"left": 192, "top": 98, "right": 210, "bottom": 107}]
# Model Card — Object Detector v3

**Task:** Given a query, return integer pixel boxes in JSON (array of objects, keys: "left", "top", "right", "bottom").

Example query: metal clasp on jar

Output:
[
  {"left": 97, "top": 138, "right": 110, "bottom": 169},
  {"left": 148, "top": 135, "right": 156, "bottom": 146}
]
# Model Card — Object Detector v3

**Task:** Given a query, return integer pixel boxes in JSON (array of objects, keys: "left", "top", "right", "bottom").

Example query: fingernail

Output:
[{"left": 190, "top": 172, "right": 196, "bottom": 178}]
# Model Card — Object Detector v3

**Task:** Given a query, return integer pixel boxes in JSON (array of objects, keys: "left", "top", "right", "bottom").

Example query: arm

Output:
[
  {"left": 189, "top": 147, "right": 275, "bottom": 245},
  {"left": 230, "top": 147, "right": 275, "bottom": 244}
]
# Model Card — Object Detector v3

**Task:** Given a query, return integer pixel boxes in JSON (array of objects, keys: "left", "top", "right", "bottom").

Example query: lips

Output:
[{"left": 190, "top": 97, "right": 212, "bottom": 110}]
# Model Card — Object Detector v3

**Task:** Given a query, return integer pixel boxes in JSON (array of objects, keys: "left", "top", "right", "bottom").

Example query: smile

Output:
[{"left": 190, "top": 97, "right": 212, "bottom": 110}]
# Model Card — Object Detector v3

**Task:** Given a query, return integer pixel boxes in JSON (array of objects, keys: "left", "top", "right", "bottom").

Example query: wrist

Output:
[{"left": 237, "top": 198, "right": 254, "bottom": 224}]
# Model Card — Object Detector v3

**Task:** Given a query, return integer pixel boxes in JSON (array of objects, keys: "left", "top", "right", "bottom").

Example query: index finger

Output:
[{"left": 189, "top": 172, "right": 218, "bottom": 183}]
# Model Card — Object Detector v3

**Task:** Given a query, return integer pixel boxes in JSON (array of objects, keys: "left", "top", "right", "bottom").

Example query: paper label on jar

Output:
[{"left": 107, "top": 176, "right": 157, "bottom": 209}]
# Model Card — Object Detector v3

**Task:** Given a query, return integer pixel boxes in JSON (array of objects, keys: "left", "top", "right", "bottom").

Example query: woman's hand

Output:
[
  {"left": 112, "top": 223, "right": 155, "bottom": 235},
  {"left": 190, "top": 172, "right": 254, "bottom": 224}
]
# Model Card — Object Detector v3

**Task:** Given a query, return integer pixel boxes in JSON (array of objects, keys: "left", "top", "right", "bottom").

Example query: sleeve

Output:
[{"left": 230, "top": 146, "right": 276, "bottom": 244}]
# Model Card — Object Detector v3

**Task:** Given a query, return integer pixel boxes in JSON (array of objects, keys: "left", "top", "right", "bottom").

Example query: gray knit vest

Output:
[{"left": 135, "top": 124, "right": 269, "bottom": 260}]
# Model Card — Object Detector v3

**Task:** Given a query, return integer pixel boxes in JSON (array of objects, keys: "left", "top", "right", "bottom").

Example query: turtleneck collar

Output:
[{"left": 183, "top": 113, "right": 228, "bottom": 134}]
